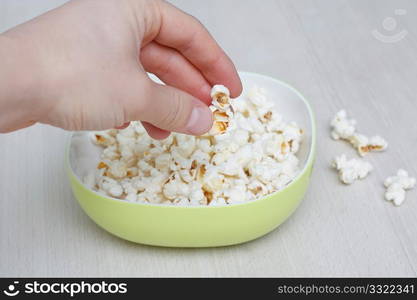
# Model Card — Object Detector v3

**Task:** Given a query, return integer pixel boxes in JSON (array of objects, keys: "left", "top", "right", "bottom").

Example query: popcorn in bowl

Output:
[{"left": 85, "top": 85, "right": 304, "bottom": 205}]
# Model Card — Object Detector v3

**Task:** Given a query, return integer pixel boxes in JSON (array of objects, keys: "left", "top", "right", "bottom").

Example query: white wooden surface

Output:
[{"left": 1, "top": 0, "right": 416, "bottom": 277}]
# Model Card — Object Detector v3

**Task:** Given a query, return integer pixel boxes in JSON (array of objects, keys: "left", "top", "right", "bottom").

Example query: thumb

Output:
[{"left": 139, "top": 80, "right": 213, "bottom": 135}]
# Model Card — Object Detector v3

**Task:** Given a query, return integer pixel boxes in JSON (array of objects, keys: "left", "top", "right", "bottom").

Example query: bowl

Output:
[{"left": 66, "top": 71, "right": 316, "bottom": 247}]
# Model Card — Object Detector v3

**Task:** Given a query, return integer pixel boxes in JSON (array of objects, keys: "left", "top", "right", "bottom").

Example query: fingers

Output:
[
  {"left": 123, "top": 74, "right": 213, "bottom": 135},
  {"left": 141, "top": 121, "right": 171, "bottom": 140},
  {"left": 140, "top": 42, "right": 212, "bottom": 105},
  {"left": 143, "top": 81, "right": 213, "bottom": 135},
  {"left": 0, "top": 120, "right": 36, "bottom": 133},
  {"left": 154, "top": 0, "right": 242, "bottom": 98}
]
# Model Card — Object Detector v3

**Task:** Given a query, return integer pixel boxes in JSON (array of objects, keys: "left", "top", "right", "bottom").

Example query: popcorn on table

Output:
[
  {"left": 86, "top": 85, "right": 303, "bottom": 205},
  {"left": 331, "top": 154, "right": 373, "bottom": 185},
  {"left": 330, "top": 109, "right": 387, "bottom": 156},
  {"left": 384, "top": 169, "right": 416, "bottom": 206}
]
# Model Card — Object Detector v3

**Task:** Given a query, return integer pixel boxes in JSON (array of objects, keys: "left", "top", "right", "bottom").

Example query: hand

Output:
[{"left": 0, "top": 0, "right": 242, "bottom": 138}]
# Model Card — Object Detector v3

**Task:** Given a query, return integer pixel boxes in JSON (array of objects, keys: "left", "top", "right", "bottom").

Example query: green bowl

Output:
[{"left": 66, "top": 71, "right": 316, "bottom": 247}]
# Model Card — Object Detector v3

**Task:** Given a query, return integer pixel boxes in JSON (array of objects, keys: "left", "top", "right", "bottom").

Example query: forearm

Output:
[{"left": 0, "top": 34, "right": 41, "bottom": 132}]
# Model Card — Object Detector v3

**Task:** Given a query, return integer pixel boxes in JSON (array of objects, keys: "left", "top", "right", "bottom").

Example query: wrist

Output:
[{"left": 0, "top": 34, "right": 44, "bottom": 132}]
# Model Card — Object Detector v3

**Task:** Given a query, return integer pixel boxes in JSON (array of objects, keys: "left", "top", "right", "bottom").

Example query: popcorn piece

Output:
[
  {"left": 223, "top": 181, "right": 248, "bottom": 204},
  {"left": 349, "top": 134, "right": 388, "bottom": 157},
  {"left": 92, "top": 132, "right": 116, "bottom": 147},
  {"left": 196, "top": 138, "right": 212, "bottom": 153},
  {"left": 191, "top": 149, "right": 210, "bottom": 164},
  {"left": 209, "top": 110, "right": 230, "bottom": 135},
  {"left": 202, "top": 166, "right": 227, "bottom": 192},
  {"left": 98, "top": 177, "right": 124, "bottom": 198},
  {"left": 97, "top": 161, "right": 108, "bottom": 170},
  {"left": 188, "top": 182, "right": 206, "bottom": 205},
  {"left": 102, "top": 145, "right": 120, "bottom": 160},
  {"left": 247, "top": 179, "right": 267, "bottom": 196},
  {"left": 212, "top": 151, "right": 232, "bottom": 166},
  {"left": 172, "top": 196, "right": 189, "bottom": 206},
  {"left": 155, "top": 153, "right": 171, "bottom": 171},
  {"left": 384, "top": 169, "right": 416, "bottom": 206},
  {"left": 330, "top": 110, "right": 356, "bottom": 140},
  {"left": 331, "top": 154, "right": 373, "bottom": 184},
  {"left": 174, "top": 135, "right": 196, "bottom": 158},
  {"left": 208, "top": 197, "right": 228, "bottom": 206},
  {"left": 178, "top": 168, "right": 196, "bottom": 183}
]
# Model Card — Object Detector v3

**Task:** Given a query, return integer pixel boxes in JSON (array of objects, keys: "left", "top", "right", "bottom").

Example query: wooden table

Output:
[{"left": 1, "top": 0, "right": 416, "bottom": 277}]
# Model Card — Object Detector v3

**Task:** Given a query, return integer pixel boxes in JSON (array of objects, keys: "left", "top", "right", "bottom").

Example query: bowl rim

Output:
[{"left": 65, "top": 71, "right": 317, "bottom": 209}]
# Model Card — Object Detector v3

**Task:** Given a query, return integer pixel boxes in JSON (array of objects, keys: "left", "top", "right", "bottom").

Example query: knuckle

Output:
[{"left": 160, "top": 91, "right": 186, "bottom": 128}]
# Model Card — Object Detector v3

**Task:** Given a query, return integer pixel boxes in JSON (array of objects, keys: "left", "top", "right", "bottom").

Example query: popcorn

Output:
[
  {"left": 188, "top": 182, "right": 206, "bottom": 205},
  {"left": 209, "top": 85, "right": 234, "bottom": 135},
  {"left": 98, "top": 177, "right": 123, "bottom": 198},
  {"left": 384, "top": 169, "right": 416, "bottom": 206},
  {"left": 202, "top": 166, "right": 227, "bottom": 192},
  {"left": 102, "top": 145, "right": 120, "bottom": 161},
  {"left": 348, "top": 134, "right": 388, "bottom": 157},
  {"left": 162, "top": 175, "right": 190, "bottom": 200},
  {"left": 155, "top": 153, "right": 171, "bottom": 171},
  {"left": 92, "top": 132, "right": 116, "bottom": 147},
  {"left": 331, "top": 154, "right": 373, "bottom": 184},
  {"left": 85, "top": 85, "right": 304, "bottom": 205},
  {"left": 208, "top": 197, "right": 228, "bottom": 206},
  {"left": 174, "top": 134, "right": 196, "bottom": 158},
  {"left": 196, "top": 138, "right": 212, "bottom": 153},
  {"left": 210, "top": 85, "right": 232, "bottom": 110},
  {"left": 107, "top": 160, "right": 128, "bottom": 179},
  {"left": 223, "top": 182, "right": 248, "bottom": 204},
  {"left": 330, "top": 110, "right": 356, "bottom": 140},
  {"left": 330, "top": 110, "right": 388, "bottom": 156}
]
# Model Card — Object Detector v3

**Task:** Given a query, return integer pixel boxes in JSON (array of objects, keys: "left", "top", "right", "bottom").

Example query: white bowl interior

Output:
[{"left": 69, "top": 72, "right": 313, "bottom": 185}]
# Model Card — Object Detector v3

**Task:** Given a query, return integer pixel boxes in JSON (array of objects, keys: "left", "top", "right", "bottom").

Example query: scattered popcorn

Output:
[
  {"left": 331, "top": 154, "right": 373, "bottom": 184},
  {"left": 330, "top": 110, "right": 388, "bottom": 156},
  {"left": 330, "top": 110, "right": 356, "bottom": 140},
  {"left": 98, "top": 176, "right": 124, "bottom": 198},
  {"left": 85, "top": 86, "right": 304, "bottom": 205},
  {"left": 107, "top": 160, "right": 128, "bottom": 179},
  {"left": 384, "top": 169, "right": 416, "bottom": 206},
  {"left": 348, "top": 134, "right": 388, "bottom": 157}
]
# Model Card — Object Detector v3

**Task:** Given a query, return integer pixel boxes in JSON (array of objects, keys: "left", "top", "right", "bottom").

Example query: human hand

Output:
[{"left": 0, "top": 0, "right": 242, "bottom": 138}]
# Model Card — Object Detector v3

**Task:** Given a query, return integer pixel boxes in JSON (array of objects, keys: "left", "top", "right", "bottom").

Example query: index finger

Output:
[{"left": 154, "top": 0, "right": 242, "bottom": 98}]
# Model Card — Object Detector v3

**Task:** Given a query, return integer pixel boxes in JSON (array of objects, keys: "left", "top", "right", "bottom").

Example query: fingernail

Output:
[{"left": 186, "top": 105, "right": 213, "bottom": 135}]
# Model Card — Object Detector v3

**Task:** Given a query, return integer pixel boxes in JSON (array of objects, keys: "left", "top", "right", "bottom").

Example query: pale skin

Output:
[{"left": 0, "top": 0, "right": 242, "bottom": 139}]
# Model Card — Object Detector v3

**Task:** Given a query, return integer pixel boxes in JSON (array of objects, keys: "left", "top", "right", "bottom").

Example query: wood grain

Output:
[{"left": 0, "top": 0, "right": 416, "bottom": 277}]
